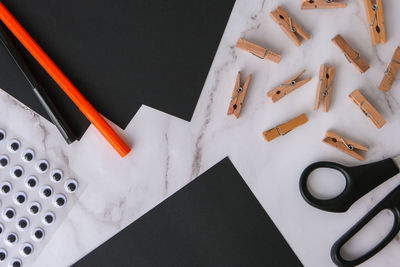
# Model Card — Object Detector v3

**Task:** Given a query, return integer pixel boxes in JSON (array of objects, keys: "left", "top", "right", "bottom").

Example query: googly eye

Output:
[
  {"left": 0, "top": 248, "right": 7, "bottom": 262},
  {"left": 0, "top": 181, "right": 12, "bottom": 195},
  {"left": 16, "top": 218, "right": 30, "bottom": 232},
  {"left": 10, "top": 165, "right": 24, "bottom": 179},
  {"left": 20, "top": 243, "right": 33, "bottom": 257},
  {"left": 53, "top": 194, "right": 66, "bottom": 208},
  {"left": 64, "top": 179, "right": 78, "bottom": 193},
  {"left": 39, "top": 185, "right": 53, "bottom": 199},
  {"left": 0, "top": 155, "right": 9, "bottom": 168},
  {"left": 50, "top": 169, "right": 63, "bottom": 183},
  {"left": 0, "top": 223, "right": 4, "bottom": 234},
  {"left": 5, "top": 232, "right": 18, "bottom": 246},
  {"left": 35, "top": 160, "right": 49, "bottom": 173},
  {"left": 8, "top": 258, "right": 22, "bottom": 267},
  {"left": 2, "top": 208, "right": 15, "bottom": 221},
  {"left": 21, "top": 149, "right": 35, "bottom": 162},
  {"left": 42, "top": 211, "right": 55, "bottom": 225},
  {"left": 31, "top": 227, "right": 44, "bottom": 242},
  {"left": 13, "top": 192, "right": 27, "bottom": 205},
  {"left": 7, "top": 139, "right": 20, "bottom": 153},
  {"left": 28, "top": 202, "right": 41, "bottom": 215},
  {"left": 24, "top": 176, "right": 38, "bottom": 189},
  {"left": 0, "top": 129, "right": 5, "bottom": 141}
]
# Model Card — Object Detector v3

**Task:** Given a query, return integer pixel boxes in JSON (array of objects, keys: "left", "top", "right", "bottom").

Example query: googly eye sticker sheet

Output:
[{"left": 0, "top": 126, "right": 82, "bottom": 266}]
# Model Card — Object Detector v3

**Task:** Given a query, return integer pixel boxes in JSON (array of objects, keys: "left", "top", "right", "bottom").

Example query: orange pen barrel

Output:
[{"left": 0, "top": 2, "right": 131, "bottom": 157}]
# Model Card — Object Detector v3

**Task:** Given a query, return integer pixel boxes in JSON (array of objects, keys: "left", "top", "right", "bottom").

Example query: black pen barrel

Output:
[
  {"left": 33, "top": 84, "right": 76, "bottom": 144},
  {"left": 0, "top": 22, "right": 76, "bottom": 144}
]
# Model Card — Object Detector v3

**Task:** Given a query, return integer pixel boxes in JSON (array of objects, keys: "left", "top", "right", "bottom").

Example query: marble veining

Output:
[{"left": 0, "top": 0, "right": 399, "bottom": 266}]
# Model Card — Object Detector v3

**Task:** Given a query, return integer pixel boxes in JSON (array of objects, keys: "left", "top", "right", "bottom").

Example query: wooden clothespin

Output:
[
  {"left": 236, "top": 38, "right": 281, "bottom": 64},
  {"left": 227, "top": 72, "right": 251, "bottom": 118},
  {"left": 267, "top": 70, "right": 312, "bottom": 102},
  {"left": 323, "top": 131, "right": 368, "bottom": 161},
  {"left": 314, "top": 65, "right": 335, "bottom": 112},
  {"left": 332, "top": 34, "right": 370, "bottom": 73},
  {"left": 263, "top": 113, "right": 308, "bottom": 142},
  {"left": 301, "top": 0, "right": 347, "bottom": 9},
  {"left": 349, "top": 90, "right": 386, "bottom": 128},
  {"left": 270, "top": 6, "right": 310, "bottom": 47},
  {"left": 379, "top": 46, "right": 400, "bottom": 92},
  {"left": 364, "top": 0, "right": 386, "bottom": 45}
]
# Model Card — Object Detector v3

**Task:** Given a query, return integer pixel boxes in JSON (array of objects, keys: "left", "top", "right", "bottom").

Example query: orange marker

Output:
[{"left": 0, "top": 2, "right": 131, "bottom": 157}]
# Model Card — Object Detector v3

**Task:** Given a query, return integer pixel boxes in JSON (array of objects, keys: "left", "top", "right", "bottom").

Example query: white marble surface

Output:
[{"left": 1, "top": 0, "right": 400, "bottom": 266}]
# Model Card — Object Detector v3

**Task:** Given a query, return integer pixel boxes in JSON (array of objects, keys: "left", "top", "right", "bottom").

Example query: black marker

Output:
[{"left": 0, "top": 22, "right": 76, "bottom": 144}]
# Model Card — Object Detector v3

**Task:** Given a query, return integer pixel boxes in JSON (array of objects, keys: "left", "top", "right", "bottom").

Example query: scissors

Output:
[{"left": 299, "top": 155, "right": 400, "bottom": 267}]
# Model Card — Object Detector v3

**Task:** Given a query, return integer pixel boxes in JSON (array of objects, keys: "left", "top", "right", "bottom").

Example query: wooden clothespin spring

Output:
[
  {"left": 227, "top": 72, "right": 251, "bottom": 118},
  {"left": 379, "top": 46, "right": 400, "bottom": 92},
  {"left": 314, "top": 65, "right": 335, "bottom": 112},
  {"left": 349, "top": 90, "right": 386, "bottom": 128},
  {"left": 267, "top": 70, "right": 312, "bottom": 102},
  {"left": 364, "top": 0, "right": 386, "bottom": 45},
  {"left": 270, "top": 6, "right": 310, "bottom": 47},
  {"left": 332, "top": 34, "right": 369, "bottom": 73},
  {"left": 323, "top": 131, "right": 368, "bottom": 161},
  {"left": 236, "top": 38, "right": 281, "bottom": 64},
  {"left": 301, "top": 0, "right": 347, "bottom": 9},
  {"left": 263, "top": 113, "right": 308, "bottom": 142}
]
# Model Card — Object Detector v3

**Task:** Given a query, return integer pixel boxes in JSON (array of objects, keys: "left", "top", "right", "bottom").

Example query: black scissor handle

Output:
[
  {"left": 299, "top": 159, "right": 399, "bottom": 213},
  {"left": 331, "top": 185, "right": 400, "bottom": 267}
]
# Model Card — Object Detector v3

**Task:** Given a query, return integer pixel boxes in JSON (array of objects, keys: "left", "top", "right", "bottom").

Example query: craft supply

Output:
[
  {"left": 270, "top": 6, "right": 310, "bottom": 47},
  {"left": 349, "top": 89, "right": 386, "bottom": 128},
  {"left": 0, "top": 23, "right": 77, "bottom": 145},
  {"left": 227, "top": 72, "right": 251, "bottom": 118},
  {"left": 263, "top": 113, "right": 308, "bottom": 142},
  {"left": 363, "top": 0, "right": 386, "bottom": 45},
  {"left": 0, "top": 2, "right": 130, "bottom": 157},
  {"left": 379, "top": 46, "right": 400, "bottom": 92},
  {"left": 267, "top": 69, "right": 311, "bottom": 102},
  {"left": 236, "top": 38, "right": 281, "bottom": 63},
  {"left": 323, "top": 131, "right": 368, "bottom": 161},
  {"left": 332, "top": 34, "right": 370, "bottom": 73},
  {"left": 0, "top": 126, "right": 81, "bottom": 266},
  {"left": 314, "top": 64, "right": 335, "bottom": 112},
  {"left": 301, "top": 0, "right": 347, "bottom": 9},
  {"left": 299, "top": 155, "right": 400, "bottom": 266}
]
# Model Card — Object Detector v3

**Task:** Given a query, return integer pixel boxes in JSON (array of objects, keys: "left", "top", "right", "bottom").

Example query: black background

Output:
[
  {"left": 0, "top": 0, "right": 234, "bottom": 138},
  {"left": 73, "top": 158, "right": 303, "bottom": 267}
]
